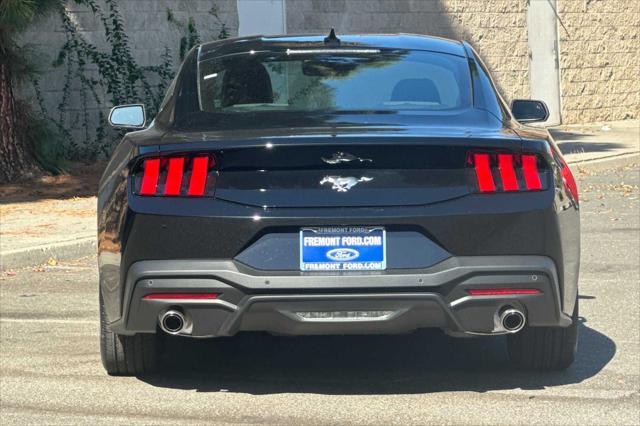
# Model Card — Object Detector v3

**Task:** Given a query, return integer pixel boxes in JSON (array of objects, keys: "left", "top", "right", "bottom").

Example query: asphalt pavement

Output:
[{"left": 1, "top": 164, "right": 639, "bottom": 425}]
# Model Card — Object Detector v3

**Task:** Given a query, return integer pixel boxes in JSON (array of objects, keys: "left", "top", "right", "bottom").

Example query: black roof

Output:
[{"left": 198, "top": 33, "right": 466, "bottom": 61}]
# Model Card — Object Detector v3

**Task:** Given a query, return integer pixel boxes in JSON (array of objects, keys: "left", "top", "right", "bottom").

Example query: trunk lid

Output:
[
  {"left": 153, "top": 114, "right": 524, "bottom": 208},
  {"left": 214, "top": 142, "right": 483, "bottom": 208}
]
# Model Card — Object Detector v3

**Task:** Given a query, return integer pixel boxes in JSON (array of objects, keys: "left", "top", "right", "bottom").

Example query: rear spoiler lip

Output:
[{"left": 150, "top": 135, "right": 526, "bottom": 153}]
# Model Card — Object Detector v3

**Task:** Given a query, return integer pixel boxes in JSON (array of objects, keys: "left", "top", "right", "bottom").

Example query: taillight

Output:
[
  {"left": 139, "top": 158, "right": 161, "bottom": 195},
  {"left": 497, "top": 154, "right": 518, "bottom": 191},
  {"left": 468, "top": 152, "right": 545, "bottom": 193},
  {"left": 521, "top": 154, "right": 542, "bottom": 190},
  {"left": 560, "top": 158, "right": 579, "bottom": 202},
  {"left": 134, "top": 154, "right": 217, "bottom": 197},
  {"left": 473, "top": 153, "right": 496, "bottom": 192},
  {"left": 187, "top": 156, "right": 210, "bottom": 196},
  {"left": 164, "top": 157, "right": 185, "bottom": 196}
]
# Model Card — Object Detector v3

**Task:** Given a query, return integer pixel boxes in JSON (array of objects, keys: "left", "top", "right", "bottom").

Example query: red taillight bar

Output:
[
  {"left": 187, "top": 156, "right": 209, "bottom": 196},
  {"left": 467, "top": 288, "right": 542, "bottom": 296},
  {"left": 522, "top": 154, "right": 542, "bottom": 190},
  {"left": 143, "top": 293, "right": 220, "bottom": 300},
  {"left": 497, "top": 154, "right": 519, "bottom": 191},
  {"left": 164, "top": 157, "right": 185, "bottom": 196},
  {"left": 473, "top": 153, "right": 496, "bottom": 193},
  {"left": 139, "top": 158, "right": 160, "bottom": 195}
]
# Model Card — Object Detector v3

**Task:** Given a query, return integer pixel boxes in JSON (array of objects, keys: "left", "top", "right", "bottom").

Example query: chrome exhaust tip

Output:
[
  {"left": 500, "top": 308, "right": 526, "bottom": 333},
  {"left": 160, "top": 310, "right": 186, "bottom": 335}
]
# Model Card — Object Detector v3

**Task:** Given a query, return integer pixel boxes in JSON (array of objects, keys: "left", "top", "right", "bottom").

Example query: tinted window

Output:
[{"left": 195, "top": 50, "right": 471, "bottom": 114}]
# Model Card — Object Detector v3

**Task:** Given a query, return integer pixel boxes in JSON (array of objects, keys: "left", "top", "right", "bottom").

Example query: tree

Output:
[{"left": 0, "top": 0, "right": 60, "bottom": 182}]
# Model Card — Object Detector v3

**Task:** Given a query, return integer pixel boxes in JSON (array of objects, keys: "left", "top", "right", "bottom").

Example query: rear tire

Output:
[
  {"left": 99, "top": 290, "right": 160, "bottom": 376},
  {"left": 507, "top": 299, "right": 579, "bottom": 370}
]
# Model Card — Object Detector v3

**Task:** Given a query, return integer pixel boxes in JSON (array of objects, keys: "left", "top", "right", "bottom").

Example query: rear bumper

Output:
[{"left": 110, "top": 256, "right": 572, "bottom": 337}]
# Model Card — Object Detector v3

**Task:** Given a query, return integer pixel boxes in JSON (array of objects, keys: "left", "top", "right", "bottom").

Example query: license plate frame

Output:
[{"left": 299, "top": 226, "right": 386, "bottom": 272}]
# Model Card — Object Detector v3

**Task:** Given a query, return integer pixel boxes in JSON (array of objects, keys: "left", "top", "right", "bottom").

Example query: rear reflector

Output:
[
  {"left": 143, "top": 293, "right": 220, "bottom": 300},
  {"left": 135, "top": 154, "right": 216, "bottom": 197},
  {"left": 469, "top": 152, "right": 545, "bottom": 193},
  {"left": 467, "top": 288, "right": 542, "bottom": 296}
]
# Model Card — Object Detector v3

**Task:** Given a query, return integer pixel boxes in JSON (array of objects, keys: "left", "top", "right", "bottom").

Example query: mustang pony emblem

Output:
[
  {"left": 321, "top": 152, "right": 373, "bottom": 165},
  {"left": 320, "top": 176, "right": 374, "bottom": 192}
]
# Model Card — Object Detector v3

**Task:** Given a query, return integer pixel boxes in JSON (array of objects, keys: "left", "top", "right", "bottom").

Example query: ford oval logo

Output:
[{"left": 326, "top": 248, "right": 360, "bottom": 262}]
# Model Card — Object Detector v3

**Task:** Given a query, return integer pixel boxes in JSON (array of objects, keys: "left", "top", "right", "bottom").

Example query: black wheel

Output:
[
  {"left": 508, "top": 299, "right": 579, "bottom": 371},
  {"left": 99, "top": 290, "right": 160, "bottom": 376}
]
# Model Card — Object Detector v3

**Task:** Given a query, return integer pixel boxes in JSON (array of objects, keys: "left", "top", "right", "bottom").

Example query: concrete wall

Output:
[
  {"left": 557, "top": 0, "right": 640, "bottom": 123},
  {"left": 20, "top": 0, "right": 238, "bottom": 154},
  {"left": 24, "top": 0, "right": 238, "bottom": 69},
  {"left": 286, "top": 0, "right": 639, "bottom": 124},
  {"left": 286, "top": 0, "right": 532, "bottom": 108}
]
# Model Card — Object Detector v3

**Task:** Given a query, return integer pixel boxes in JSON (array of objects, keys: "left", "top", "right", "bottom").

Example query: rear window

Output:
[{"left": 196, "top": 50, "right": 472, "bottom": 114}]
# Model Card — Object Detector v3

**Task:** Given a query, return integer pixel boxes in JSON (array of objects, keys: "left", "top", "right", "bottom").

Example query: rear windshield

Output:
[{"left": 194, "top": 50, "right": 472, "bottom": 115}]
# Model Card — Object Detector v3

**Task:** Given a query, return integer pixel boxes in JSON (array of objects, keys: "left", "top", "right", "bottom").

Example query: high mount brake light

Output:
[
  {"left": 135, "top": 154, "right": 216, "bottom": 197},
  {"left": 469, "top": 152, "right": 545, "bottom": 193}
]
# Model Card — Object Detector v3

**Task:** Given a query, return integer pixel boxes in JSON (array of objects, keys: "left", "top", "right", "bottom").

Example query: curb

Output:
[
  {"left": 1, "top": 238, "right": 96, "bottom": 270},
  {"left": 567, "top": 152, "right": 639, "bottom": 173}
]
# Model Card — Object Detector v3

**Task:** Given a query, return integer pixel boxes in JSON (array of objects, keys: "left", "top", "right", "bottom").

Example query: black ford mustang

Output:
[{"left": 98, "top": 33, "right": 580, "bottom": 376}]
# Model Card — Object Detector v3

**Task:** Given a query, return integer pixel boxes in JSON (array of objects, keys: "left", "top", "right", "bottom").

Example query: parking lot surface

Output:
[{"left": 1, "top": 164, "right": 638, "bottom": 425}]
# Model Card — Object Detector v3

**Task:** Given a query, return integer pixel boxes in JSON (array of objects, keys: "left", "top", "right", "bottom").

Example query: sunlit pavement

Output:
[{"left": 1, "top": 164, "right": 638, "bottom": 425}]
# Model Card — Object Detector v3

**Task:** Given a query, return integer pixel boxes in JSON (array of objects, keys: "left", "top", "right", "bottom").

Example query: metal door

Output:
[{"left": 237, "top": 0, "right": 286, "bottom": 36}]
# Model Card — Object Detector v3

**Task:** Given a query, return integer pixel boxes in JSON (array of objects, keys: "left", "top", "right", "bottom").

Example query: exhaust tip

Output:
[
  {"left": 160, "top": 310, "right": 185, "bottom": 335},
  {"left": 500, "top": 308, "right": 526, "bottom": 333}
]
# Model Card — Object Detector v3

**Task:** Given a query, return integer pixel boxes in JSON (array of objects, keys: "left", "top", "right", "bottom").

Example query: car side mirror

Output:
[
  {"left": 511, "top": 100, "right": 549, "bottom": 123},
  {"left": 109, "top": 104, "right": 146, "bottom": 129}
]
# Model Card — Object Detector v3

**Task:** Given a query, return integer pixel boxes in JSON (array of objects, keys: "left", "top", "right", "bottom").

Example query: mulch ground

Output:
[{"left": 0, "top": 162, "right": 105, "bottom": 204}]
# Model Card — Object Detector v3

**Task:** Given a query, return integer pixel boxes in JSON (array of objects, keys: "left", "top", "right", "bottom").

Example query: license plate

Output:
[{"left": 300, "top": 227, "right": 386, "bottom": 271}]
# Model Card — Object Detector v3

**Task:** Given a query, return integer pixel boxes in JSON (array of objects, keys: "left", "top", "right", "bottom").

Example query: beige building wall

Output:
[
  {"left": 286, "top": 0, "right": 531, "bottom": 104},
  {"left": 287, "top": 0, "right": 639, "bottom": 124},
  {"left": 557, "top": 0, "right": 640, "bottom": 123}
]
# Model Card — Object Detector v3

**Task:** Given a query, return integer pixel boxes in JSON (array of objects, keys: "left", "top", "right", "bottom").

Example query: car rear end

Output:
[
  {"left": 103, "top": 129, "right": 578, "bottom": 337},
  {"left": 98, "top": 35, "right": 580, "bottom": 375}
]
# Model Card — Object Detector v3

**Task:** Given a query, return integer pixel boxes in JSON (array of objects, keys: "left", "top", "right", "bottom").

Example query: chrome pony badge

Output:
[
  {"left": 321, "top": 152, "right": 372, "bottom": 165},
  {"left": 320, "top": 176, "right": 374, "bottom": 192}
]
